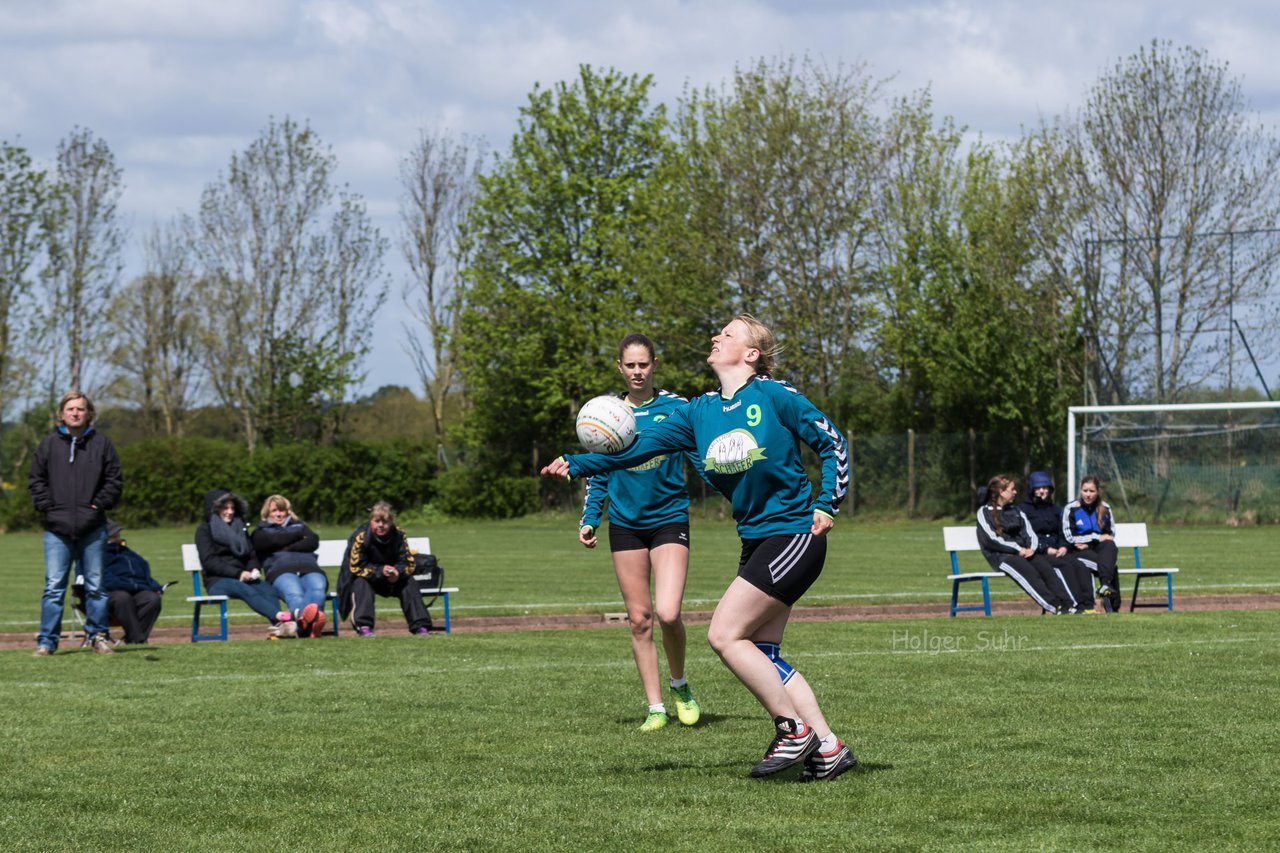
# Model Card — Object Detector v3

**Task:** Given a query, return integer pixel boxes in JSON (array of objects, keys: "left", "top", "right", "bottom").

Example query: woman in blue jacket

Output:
[
  {"left": 543, "top": 315, "right": 856, "bottom": 782},
  {"left": 1063, "top": 475, "right": 1121, "bottom": 612},
  {"left": 578, "top": 333, "right": 700, "bottom": 732}
]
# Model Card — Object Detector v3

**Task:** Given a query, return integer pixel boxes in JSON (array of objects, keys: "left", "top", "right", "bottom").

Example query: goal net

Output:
[{"left": 1067, "top": 402, "right": 1280, "bottom": 523}]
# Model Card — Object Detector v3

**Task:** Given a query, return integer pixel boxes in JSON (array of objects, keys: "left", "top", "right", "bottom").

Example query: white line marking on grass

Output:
[{"left": 9, "top": 634, "right": 1269, "bottom": 691}]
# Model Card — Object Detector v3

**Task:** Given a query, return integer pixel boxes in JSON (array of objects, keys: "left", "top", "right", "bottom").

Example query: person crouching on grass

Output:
[
  {"left": 337, "top": 502, "right": 432, "bottom": 637},
  {"left": 543, "top": 314, "right": 857, "bottom": 782}
]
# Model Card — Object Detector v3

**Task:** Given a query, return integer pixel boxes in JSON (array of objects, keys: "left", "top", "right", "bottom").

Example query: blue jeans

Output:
[
  {"left": 272, "top": 571, "right": 328, "bottom": 615},
  {"left": 206, "top": 577, "right": 283, "bottom": 623},
  {"left": 38, "top": 525, "right": 108, "bottom": 650}
]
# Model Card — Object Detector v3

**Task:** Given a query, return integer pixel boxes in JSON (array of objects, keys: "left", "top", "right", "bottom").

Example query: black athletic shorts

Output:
[
  {"left": 737, "top": 533, "right": 827, "bottom": 606},
  {"left": 608, "top": 522, "right": 690, "bottom": 553}
]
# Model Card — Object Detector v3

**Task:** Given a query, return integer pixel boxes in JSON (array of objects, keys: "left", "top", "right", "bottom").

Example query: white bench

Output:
[
  {"left": 945, "top": 522, "right": 1179, "bottom": 617},
  {"left": 182, "top": 537, "right": 458, "bottom": 641}
]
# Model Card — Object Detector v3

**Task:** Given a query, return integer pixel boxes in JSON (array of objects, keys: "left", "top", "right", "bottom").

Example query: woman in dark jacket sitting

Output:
[
  {"left": 195, "top": 489, "right": 294, "bottom": 638},
  {"left": 251, "top": 494, "right": 328, "bottom": 638}
]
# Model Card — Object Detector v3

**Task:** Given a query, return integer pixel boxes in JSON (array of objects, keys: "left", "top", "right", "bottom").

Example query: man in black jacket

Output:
[{"left": 29, "top": 391, "right": 123, "bottom": 656}]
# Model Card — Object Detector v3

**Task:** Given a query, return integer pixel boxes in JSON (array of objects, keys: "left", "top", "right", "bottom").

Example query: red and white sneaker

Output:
[
  {"left": 297, "top": 603, "right": 319, "bottom": 637},
  {"left": 798, "top": 740, "right": 859, "bottom": 782},
  {"left": 749, "top": 717, "right": 819, "bottom": 778}
]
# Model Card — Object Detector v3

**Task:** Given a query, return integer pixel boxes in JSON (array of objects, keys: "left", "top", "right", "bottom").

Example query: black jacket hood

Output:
[{"left": 202, "top": 489, "right": 249, "bottom": 520}]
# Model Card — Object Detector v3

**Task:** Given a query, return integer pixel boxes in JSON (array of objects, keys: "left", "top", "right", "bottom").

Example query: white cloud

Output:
[
  {"left": 6, "top": 0, "right": 1280, "bottom": 393},
  {"left": 0, "top": 0, "right": 294, "bottom": 40}
]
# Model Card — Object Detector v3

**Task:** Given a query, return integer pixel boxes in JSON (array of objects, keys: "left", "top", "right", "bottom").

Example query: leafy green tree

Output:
[
  {"left": 671, "top": 58, "right": 886, "bottom": 425},
  {"left": 456, "top": 66, "right": 680, "bottom": 482}
]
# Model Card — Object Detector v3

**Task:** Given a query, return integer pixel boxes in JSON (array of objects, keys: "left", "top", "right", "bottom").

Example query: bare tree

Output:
[
  {"left": 672, "top": 58, "right": 887, "bottom": 422},
  {"left": 106, "top": 221, "right": 203, "bottom": 436},
  {"left": 398, "top": 128, "right": 485, "bottom": 441},
  {"left": 1064, "top": 41, "right": 1280, "bottom": 404},
  {"left": 0, "top": 141, "right": 54, "bottom": 478},
  {"left": 42, "top": 127, "right": 125, "bottom": 393},
  {"left": 190, "top": 117, "right": 387, "bottom": 450}
]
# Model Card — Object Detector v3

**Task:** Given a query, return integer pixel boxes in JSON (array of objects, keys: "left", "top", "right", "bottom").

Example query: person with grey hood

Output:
[
  {"left": 29, "top": 391, "right": 123, "bottom": 657},
  {"left": 194, "top": 489, "right": 296, "bottom": 638}
]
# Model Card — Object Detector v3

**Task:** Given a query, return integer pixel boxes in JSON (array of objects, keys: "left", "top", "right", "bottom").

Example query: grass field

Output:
[
  {"left": 1, "top": 517, "right": 1277, "bottom": 632},
  {"left": 2, "top": 610, "right": 1277, "bottom": 850}
]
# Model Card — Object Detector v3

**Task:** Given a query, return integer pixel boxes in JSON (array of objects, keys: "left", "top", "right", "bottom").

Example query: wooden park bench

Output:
[{"left": 944, "top": 522, "right": 1179, "bottom": 617}]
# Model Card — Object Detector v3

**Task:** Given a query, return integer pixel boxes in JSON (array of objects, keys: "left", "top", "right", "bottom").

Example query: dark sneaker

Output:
[
  {"left": 749, "top": 717, "right": 819, "bottom": 778},
  {"left": 799, "top": 740, "right": 859, "bottom": 782}
]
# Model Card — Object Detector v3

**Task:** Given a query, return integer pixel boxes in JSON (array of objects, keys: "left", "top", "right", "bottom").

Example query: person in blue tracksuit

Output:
[
  {"left": 578, "top": 333, "right": 701, "bottom": 732},
  {"left": 1018, "top": 470, "right": 1097, "bottom": 612},
  {"left": 1063, "top": 475, "right": 1121, "bottom": 612},
  {"left": 544, "top": 314, "right": 856, "bottom": 782},
  {"left": 977, "top": 475, "right": 1076, "bottom": 614}
]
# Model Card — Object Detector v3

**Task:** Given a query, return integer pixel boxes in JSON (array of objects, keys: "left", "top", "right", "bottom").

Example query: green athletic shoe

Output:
[
  {"left": 670, "top": 683, "right": 701, "bottom": 726},
  {"left": 639, "top": 711, "right": 669, "bottom": 732}
]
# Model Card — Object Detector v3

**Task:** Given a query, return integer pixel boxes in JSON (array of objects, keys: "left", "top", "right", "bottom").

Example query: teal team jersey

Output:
[
  {"left": 579, "top": 390, "right": 692, "bottom": 532},
  {"left": 567, "top": 375, "right": 849, "bottom": 539}
]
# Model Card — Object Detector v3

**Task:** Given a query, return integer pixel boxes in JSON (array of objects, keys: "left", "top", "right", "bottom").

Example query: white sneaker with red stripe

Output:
[
  {"left": 798, "top": 739, "right": 858, "bottom": 782},
  {"left": 749, "top": 716, "right": 819, "bottom": 778}
]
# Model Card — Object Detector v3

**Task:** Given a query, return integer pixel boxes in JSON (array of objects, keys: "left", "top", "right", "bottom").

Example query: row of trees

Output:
[
  {"left": 452, "top": 43, "right": 1280, "bottom": 510},
  {"left": 3, "top": 41, "right": 1279, "bottom": 517}
]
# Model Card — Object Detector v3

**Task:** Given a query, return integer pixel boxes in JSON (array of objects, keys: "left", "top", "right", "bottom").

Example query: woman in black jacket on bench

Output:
[{"left": 195, "top": 489, "right": 295, "bottom": 638}]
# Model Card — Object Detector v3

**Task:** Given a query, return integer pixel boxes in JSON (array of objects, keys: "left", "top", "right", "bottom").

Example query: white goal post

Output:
[{"left": 1067, "top": 401, "right": 1280, "bottom": 492}]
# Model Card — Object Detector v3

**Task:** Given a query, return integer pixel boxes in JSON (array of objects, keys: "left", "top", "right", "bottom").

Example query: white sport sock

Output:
[
  {"left": 669, "top": 676, "right": 687, "bottom": 690},
  {"left": 819, "top": 733, "right": 839, "bottom": 752},
  {"left": 648, "top": 703, "right": 666, "bottom": 715}
]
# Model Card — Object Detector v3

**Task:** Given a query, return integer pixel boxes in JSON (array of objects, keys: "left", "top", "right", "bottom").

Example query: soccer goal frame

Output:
[{"left": 1066, "top": 401, "right": 1280, "bottom": 492}]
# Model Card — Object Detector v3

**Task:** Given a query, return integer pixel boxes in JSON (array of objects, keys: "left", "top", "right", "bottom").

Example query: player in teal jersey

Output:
[
  {"left": 544, "top": 315, "right": 856, "bottom": 781},
  {"left": 578, "top": 334, "right": 701, "bottom": 732}
]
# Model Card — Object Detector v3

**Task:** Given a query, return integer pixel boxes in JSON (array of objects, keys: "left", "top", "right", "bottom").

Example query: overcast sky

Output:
[{"left": 4, "top": 0, "right": 1279, "bottom": 396}]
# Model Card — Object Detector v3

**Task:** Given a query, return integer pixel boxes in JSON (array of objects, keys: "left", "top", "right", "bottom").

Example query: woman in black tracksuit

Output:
[
  {"left": 1062, "top": 474, "right": 1122, "bottom": 613},
  {"left": 976, "top": 474, "right": 1076, "bottom": 614},
  {"left": 1019, "top": 470, "right": 1098, "bottom": 613}
]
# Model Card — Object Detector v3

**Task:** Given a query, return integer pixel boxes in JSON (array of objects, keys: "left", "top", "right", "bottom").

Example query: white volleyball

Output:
[{"left": 575, "top": 395, "right": 637, "bottom": 454}]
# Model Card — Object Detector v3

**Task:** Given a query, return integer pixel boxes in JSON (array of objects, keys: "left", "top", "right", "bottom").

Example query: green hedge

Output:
[{"left": 1, "top": 437, "right": 439, "bottom": 530}]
